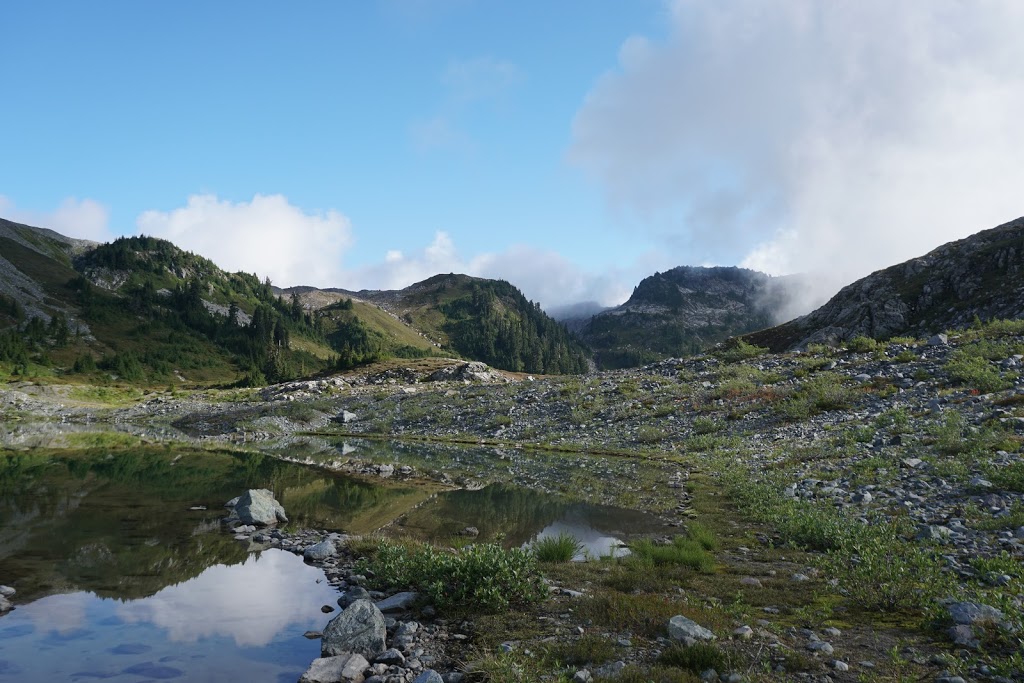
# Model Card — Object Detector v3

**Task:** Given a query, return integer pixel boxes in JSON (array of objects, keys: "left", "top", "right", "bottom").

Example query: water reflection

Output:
[
  {"left": 392, "top": 484, "right": 663, "bottom": 548},
  {"left": 530, "top": 520, "right": 630, "bottom": 560},
  {"left": 0, "top": 550, "right": 336, "bottom": 683},
  {"left": 117, "top": 550, "right": 331, "bottom": 647}
]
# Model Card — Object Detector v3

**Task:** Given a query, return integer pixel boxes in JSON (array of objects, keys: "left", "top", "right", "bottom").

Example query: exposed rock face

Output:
[
  {"left": 233, "top": 489, "right": 288, "bottom": 526},
  {"left": 579, "top": 266, "right": 800, "bottom": 368},
  {"left": 322, "top": 599, "right": 387, "bottom": 660},
  {"left": 745, "top": 216, "right": 1024, "bottom": 351}
]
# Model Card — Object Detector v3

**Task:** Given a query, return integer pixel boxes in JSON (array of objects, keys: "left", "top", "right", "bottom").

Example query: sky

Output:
[{"left": 2, "top": 1, "right": 1023, "bottom": 314}]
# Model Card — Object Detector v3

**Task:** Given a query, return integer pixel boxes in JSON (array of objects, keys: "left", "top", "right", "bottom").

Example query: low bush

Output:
[
  {"left": 715, "top": 339, "right": 767, "bottom": 363},
  {"left": 946, "top": 352, "right": 1012, "bottom": 393},
  {"left": 357, "top": 541, "right": 547, "bottom": 613},
  {"left": 847, "top": 336, "right": 880, "bottom": 353},
  {"left": 657, "top": 642, "right": 726, "bottom": 673}
]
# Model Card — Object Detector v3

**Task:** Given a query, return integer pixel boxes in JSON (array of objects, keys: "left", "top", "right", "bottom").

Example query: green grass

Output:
[
  {"left": 532, "top": 532, "right": 584, "bottom": 562},
  {"left": 629, "top": 536, "right": 716, "bottom": 572},
  {"left": 657, "top": 642, "right": 727, "bottom": 673}
]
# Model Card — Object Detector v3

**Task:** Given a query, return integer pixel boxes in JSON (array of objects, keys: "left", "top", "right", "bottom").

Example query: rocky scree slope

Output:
[
  {"left": 578, "top": 266, "right": 797, "bottom": 369},
  {"left": 745, "top": 216, "right": 1024, "bottom": 351}
]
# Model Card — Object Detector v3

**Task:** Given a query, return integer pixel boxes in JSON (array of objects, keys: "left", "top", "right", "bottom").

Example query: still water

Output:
[{"left": 0, "top": 445, "right": 663, "bottom": 682}]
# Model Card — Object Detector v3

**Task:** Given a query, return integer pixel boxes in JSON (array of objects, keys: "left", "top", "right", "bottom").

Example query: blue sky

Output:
[{"left": 3, "top": 2, "right": 1023, "bottom": 311}]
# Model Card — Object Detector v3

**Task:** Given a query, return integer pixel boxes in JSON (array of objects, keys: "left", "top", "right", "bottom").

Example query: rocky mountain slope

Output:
[
  {"left": 745, "top": 216, "right": 1024, "bottom": 351},
  {"left": 578, "top": 266, "right": 796, "bottom": 368},
  {"left": 282, "top": 274, "right": 591, "bottom": 375}
]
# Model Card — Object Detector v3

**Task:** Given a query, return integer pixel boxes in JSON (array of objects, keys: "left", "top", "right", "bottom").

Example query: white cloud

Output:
[
  {"left": 355, "top": 231, "right": 633, "bottom": 308},
  {"left": 136, "top": 193, "right": 352, "bottom": 288},
  {"left": 570, "top": 0, "right": 1024, "bottom": 312},
  {"left": 0, "top": 195, "right": 114, "bottom": 242}
]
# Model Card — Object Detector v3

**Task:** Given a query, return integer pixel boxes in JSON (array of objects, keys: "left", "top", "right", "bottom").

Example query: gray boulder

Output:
[
  {"left": 338, "top": 586, "right": 371, "bottom": 608},
  {"left": 322, "top": 599, "right": 387, "bottom": 659},
  {"left": 300, "top": 654, "right": 369, "bottom": 683},
  {"left": 0, "top": 596, "right": 11, "bottom": 614},
  {"left": 375, "top": 591, "right": 419, "bottom": 613},
  {"left": 304, "top": 540, "right": 338, "bottom": 561},
  {"left": 948, "top": 601, "right": 1006, "bottom": 626},
  {"left": 668, "top": 615, "right": 716, "bottom": 645},
  {"left": 233, "top": 489, "right": 288, "bottom": 526}
]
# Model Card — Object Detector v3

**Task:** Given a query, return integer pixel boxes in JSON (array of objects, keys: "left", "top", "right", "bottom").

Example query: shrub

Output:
[
  {"left": 847, "top": 336, "right": 880, "bottom": 352},
  {"left": 685, "top": 522, "right": 718, "bottom": 551},
  {"left": 544, "top": 634, "right": 617, "bottom": 666},
  {"left": 657, "top": 643, "right": 726, "bottom": 673},
  {"left": 778, "top": 372, "right": 858, "bottom": 419},
  {"left": 532, "top": 532, "right": 584, "bottom": 562},
  {"left": 357, "top": 541, "right": 547, "bottom": 613},
  {"left": 715, "top": 339, "right": 767, "bottom": 363},
  {"left": 946, "top": 353, "right": 1012, "bottom": 393}
]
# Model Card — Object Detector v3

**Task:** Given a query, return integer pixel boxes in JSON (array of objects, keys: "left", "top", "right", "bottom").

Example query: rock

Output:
[
  {"left": 300, "top": 654, "right": 370, "bottom": 683},
  {"left": 852, "top": 491, "right": 872, "bottom": 504},
  {"left": 374, "top": 648, "right": 406, "bottom": 666},
  {"left": 0, "top": 585, "right": 15, "bottom": 598},
  {"left": 732, "top": 625, "right": 753, "bottom": 640},
  {"left": 412, "top": 671, "right": 444, "bottom": 683},
  {"left": 668, "top": 615, "right": 716, "bottom": 645},
  {"left": 376, "top": 591, "right": 420, "bottom": 613},
  {"left": 305, "top": 539, "right": 338, "bottom": 561},
  {"left": 739, "top": 577, "right": 762, "bottom": 588},
  {"left": 322, "top": 605, "right": 335, "bottom": 613},
  {"left": 807, "top": 641, "right": 834, "bottom": 655},
  {"left": 338, "top": 586, "right": 371, "bottom": 607},
  {"left": 322, "top": 599, "right": 387, "bottom": 659},
  {"left": 572, "top": 670, "right": 593, "bottom": 683},
  {"left": 928, "top": 334, "right": 949, "bottom": 346},
  {"left": 340, "top": 410, "right": 358, "bottom": 423},
  {"left": 0, "top": 596, "right": 12, "bottom": 614},
  {"left": 916, "top": 525, "right": 952, "bottom": 542},
  {"left": 461, "top": 526, "right": 480, "bottom": 537},
  {"left": 832, "top": 660, "right": 849, "bottom": 672},
  {"left": 900, "top": 458, "right": 923, "bottom": 469},
  {"left": 233, "top": 489, "right": 288, "bottom": 526},
  {"left": 947, "top": 601, "right": 1007, "bottom": 627},
  {"left": 304, "top": 630, "right": 323, "bottom": 639},
  {"left": 947, "top": 624, "right": 979, "bottom": 650}
]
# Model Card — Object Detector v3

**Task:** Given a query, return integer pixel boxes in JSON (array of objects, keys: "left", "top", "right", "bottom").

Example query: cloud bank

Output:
[
  {"left": 0, "top": 195, "right": 114, "bottom": 243},
  {"left": 570, "top": 0, "right": 1024, "bottom": 311},
  {"left": 354, "top": 231, "right": 631, "bottom": 308},
  {"left": 137, "top": 194, "right": 353, "bottom": 288}
]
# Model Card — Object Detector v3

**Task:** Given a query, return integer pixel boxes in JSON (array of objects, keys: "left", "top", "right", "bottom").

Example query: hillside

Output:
[
  {"left": 291, "top": 274, "right": 591, "bottom": 375},
  {"left": 0, "top": 221, "right": 443, "bottom": 386},
  {"left": 744, "top": 216, "right": 1024, "bottom": 351},
  {"left": 578, "top": 266, "right": 795, "bottom": 368}
]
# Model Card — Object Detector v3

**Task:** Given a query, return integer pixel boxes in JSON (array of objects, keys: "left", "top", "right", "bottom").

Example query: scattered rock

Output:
[
  {"left": 668, "top": 615, "right": 716, "bottom": 645},
  {"left": 300, "top": 654, "right": 370, "bottom": 683}
]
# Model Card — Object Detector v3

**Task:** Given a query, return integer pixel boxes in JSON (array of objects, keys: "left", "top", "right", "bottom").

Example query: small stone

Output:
[
  {"left": 807, "top": 641, "right": 834, "bottom": 655},
  {"left": 303, "top": 631, "right": 323, "bottom": 639},
  {"left": 412, "top": 670, "right": 444, "bottom": 683},
  {"left": 338, "top": 586, "right": 371, "bottom": 607},
  {"left": 340, "top": 410, "right": 358, "bottom": 423},
  {"left": 572, "top": 670, "right": 593, "bottom": 683},
  {"left": 668, "top": 615, "right": 716, "bottom": 644},
  {"left": 0, "top": 586, "right": 15, "bottom": 598},
  {"left": 321, "top": 605, "right": 335, "bottom": 613},
  {"left": 375, "top": 648, "right": 406, "bottom": 666},
  {"left": 305, "top": 540, "right": 338, "bottom": 561},
  {"left": 832, "top": 660, "right": 849, "bottom": 672},
  {"left": 733, "top": 625, "right": 753, "bottom": 640},
  {"left": 928, "top": 333, "right": 949, "bottom": 346},
  {"left": 739, "top": 577, "right": 762, "bottom": 588}
]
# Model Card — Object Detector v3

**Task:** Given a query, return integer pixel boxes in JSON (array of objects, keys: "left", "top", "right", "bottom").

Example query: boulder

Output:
[
  {"left": 338, "top": 586, "right": 370, "bottom": 608},
  {"left": 375, "top": 591, "right": 419, "bottom": 614},
  {"left": 0, "top": 596, "right": 12, "bottom": 614},
  {"left": 667, "top": 615, "right": 716, "bottom": 645},
  {"left": 300, "top": 654, "right": 369, "bottom": 683},
  {"left": 304, "top": 540, "right": 338, "bottom": 561},
  {"left": 233, "top": 489, "right": 288, "bottom": 526},
  {"left": 322, "top": 599, "right": 387, "bottom": 659},
  {"left": 340, "top": 410, "right": 358, "bottom": 423}
]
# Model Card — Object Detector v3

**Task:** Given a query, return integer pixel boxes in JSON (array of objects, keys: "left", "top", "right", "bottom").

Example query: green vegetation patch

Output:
[{"left": 357, "top": 540, "right": 547, "bottom": 613}]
